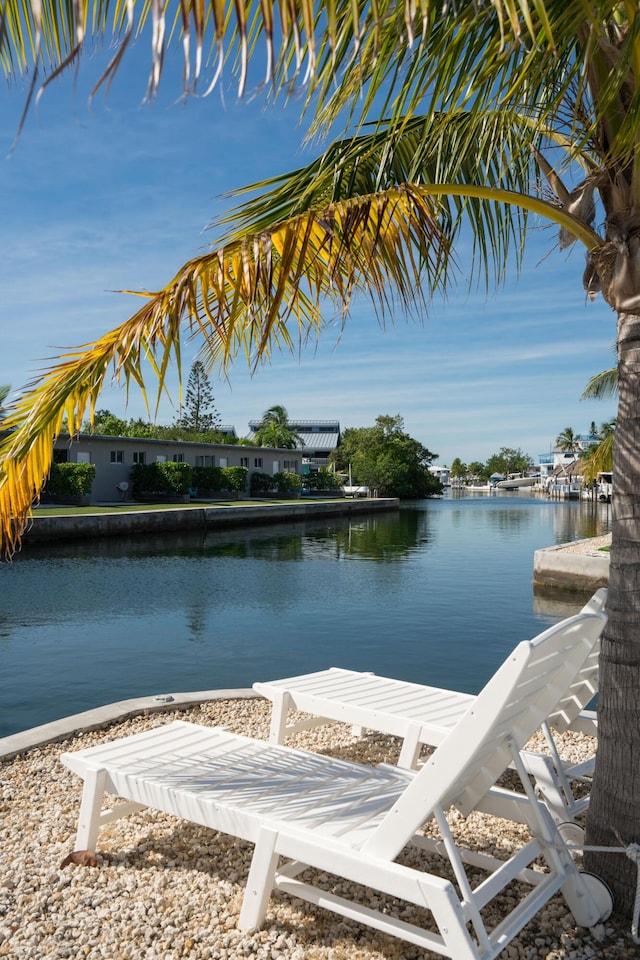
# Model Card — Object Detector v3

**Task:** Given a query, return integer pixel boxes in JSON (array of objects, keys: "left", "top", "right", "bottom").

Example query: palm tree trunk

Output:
[{"left": 585, "top": 310, "right": 640, "bottom": 914}]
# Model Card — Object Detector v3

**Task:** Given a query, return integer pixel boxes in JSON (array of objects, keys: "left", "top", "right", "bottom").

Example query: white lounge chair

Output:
[
  {"left": 61, "top": 608, "right": 612, "bottom": 960},
  {"left": 253, "top": 589, "right": 606, "bottom": 824}
]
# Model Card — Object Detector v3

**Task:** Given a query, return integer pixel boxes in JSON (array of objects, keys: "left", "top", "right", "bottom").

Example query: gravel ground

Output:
[
  {"left": 560, "top": 535, "right": 612, "bottom": 555},
  {"left": 1, "top": 697, "right": 637, "bottom": 960}
]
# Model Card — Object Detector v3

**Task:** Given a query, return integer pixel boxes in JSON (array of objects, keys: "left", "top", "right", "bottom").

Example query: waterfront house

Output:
[
  {"left": 52, "top": 433, "right": 303, "bottom": 503},
  {"left": 247, "top": 419, "right": 341, "bottom": 471},
  {"left": 537, "top": 433, "right": 597, "bottom": 483}
]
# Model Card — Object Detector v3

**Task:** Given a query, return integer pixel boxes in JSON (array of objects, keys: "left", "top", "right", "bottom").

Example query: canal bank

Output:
[
  {"left": 533, "top": 534, "right": 611, "bottom": 590},
  {"left": 23, "top": 496, "right": 399, "bottom": 544}
]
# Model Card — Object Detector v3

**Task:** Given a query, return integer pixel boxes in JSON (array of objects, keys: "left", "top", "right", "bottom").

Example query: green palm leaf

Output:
[
  {"left": 581, "top": 366, "right": 618, "bottom": 400},
  {"left": 220, "top": 110, "right": 603, "bottom": 290},
  {"left": 3, "top": 2, "right": 637, "bottom": 167}
]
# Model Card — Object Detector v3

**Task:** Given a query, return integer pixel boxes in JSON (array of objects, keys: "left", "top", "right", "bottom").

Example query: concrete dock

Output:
[{"left": 533, "top": 535, "right": 610, "bottom": 590}]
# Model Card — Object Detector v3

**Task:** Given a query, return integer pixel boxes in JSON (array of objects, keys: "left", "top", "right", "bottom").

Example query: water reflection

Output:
[
  {"left": 332, "top": 509, "right": 432, "bottom": 561},
  {"left": 532, "top": 585, "right": 596, "bottom": 619},
  {"left": 549, "top": 500, "right": 612, "bottom": 545},
  {"left": 450, "top": 504, "right": 534, "bottom": 537}
]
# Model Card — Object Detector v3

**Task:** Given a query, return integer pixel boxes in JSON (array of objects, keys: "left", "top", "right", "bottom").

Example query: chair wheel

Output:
[
  {"left": 579, "top": 871, "right": 614, "bottom": 923},
  {"left": 557, "top": 821, "right": 585, "bottom": 857}
]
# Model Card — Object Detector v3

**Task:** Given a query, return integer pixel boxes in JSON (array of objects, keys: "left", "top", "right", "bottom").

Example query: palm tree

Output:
[
  {"left": 581, "top": 419, "right": 616, "bottom": 482},
  {"left": 555, "top": 427, "right": 580, "bottom": 456},
  {"left": 252, "top": 405, "right": 303, "bottom": 450},
  {"left": 4, "top": 0, "right": 640, "bottom": 911}
]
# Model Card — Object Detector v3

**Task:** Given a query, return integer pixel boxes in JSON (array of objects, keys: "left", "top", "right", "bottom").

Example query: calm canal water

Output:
[{"left": 0, "top": 492, "right": 611, "bottom": 738}]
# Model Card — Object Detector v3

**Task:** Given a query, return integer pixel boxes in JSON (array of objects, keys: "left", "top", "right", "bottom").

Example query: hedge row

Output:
[
  {"left": 44, "top": 462, "right": 97, "bottom": 496},
  {"left": 249, "top": 471, "right": 303, "bottom": 494},
  {"left": 131, "top": 462, "right": 249, "bottom": 496}
]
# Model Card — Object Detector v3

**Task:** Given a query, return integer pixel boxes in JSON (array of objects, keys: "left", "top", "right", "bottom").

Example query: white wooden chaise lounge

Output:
[
  {"left": 253, "top": 589, "right": 607, "bottom": 824},
  {"left": 61, "top": 607, "right": 611, "bottom": 960}
]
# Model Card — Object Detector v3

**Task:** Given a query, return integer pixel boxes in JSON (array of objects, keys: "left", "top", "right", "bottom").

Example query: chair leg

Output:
[
  {"left": 268, "top": 691, "right": 292, "bottom": 744},
  {"left": 238, "top": 827, "right": 280, "bottom": 930},
  {"left": 75, "top": 768, "right": 107, "bottom": 851},
  {"left": 520, "top": 751, "right": 572, "bottom": 824},
  {"left": 398, "top": 722, "right": 423, "bottom": 769}
]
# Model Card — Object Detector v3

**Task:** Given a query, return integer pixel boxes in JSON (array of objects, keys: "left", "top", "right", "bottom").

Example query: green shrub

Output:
[
  {"left": 304, "top": 468, "right": 342, "bottom": 491},
  {"left": 192, "top": 465, "right": 224, "bottom": 493},
  {"left": 191, "top": 465, "right": 248, "bottom": 494},
  {"left": 222, "top": 466, "right": 248, "bottom": 492},
  {"left": 44, "top": 462, "right": 96, "bottom": 496},
  {"left": 131, "top": 462, "right": 193, "bottom": 496},
  {"left": 273, "top": 471, "right": 302, "bottom": 494},
  {"left": 250, "top": 471, "right": 275, "bottom": 494}
]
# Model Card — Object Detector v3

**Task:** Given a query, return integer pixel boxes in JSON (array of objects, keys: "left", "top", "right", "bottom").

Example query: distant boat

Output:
[
  {"left": 342, "top": 485, "right": 370, "bottom": 498},
  {"left": 494, "top": 474, "right": 540, "bottom": 490},
  {"left": 597, "top": 472, "right": 612, "bottom": 502}
]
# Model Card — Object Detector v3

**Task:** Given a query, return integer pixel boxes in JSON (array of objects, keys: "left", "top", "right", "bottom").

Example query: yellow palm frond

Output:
[
  {"left": 0, "top": 183, "right": 446, "bottom": 557},
  {"left": 580, "top": 432, "right": 614, "bottom": 482}
]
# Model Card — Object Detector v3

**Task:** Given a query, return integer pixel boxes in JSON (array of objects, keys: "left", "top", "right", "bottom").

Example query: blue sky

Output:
[{"left": 0, "top": 44, "right": 617, "bottom": 466}]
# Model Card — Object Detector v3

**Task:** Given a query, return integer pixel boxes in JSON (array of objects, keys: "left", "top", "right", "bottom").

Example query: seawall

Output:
[
  {"left": 533, "top": 536, "right": 610, "bottom": 590},
  {"left": 23, "top": 497, "right": 399, "bottom": 544}
]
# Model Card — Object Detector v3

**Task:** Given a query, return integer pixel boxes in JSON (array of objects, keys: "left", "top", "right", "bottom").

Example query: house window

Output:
[
  {"left": 110, "top": 450, "right": 124, "bottom": 464},
  {"left": 254, "top": 458, "right": 263, "bottom": 468},
  {"left": 76, "top": 451, "right": 91, "bottom": 464},
  {"left": 283, "top": 460, "right": 298, "bottom": 472},
  {"left": 172, "top": 453, "right": 184, "bottom": 463},
  {"left": 219, "top": 457, "right": 228, "bottom": 468},
  {"left": 156, "top": 455, "right": 167, "bottom": 463},
  {"left": 197, "top": 455, "right": 215, "bottom": 467},
  {"left": 133, "top": 451, "right": 146, "bottom": 465},
  {"left": 240, "top": 457, "right": 249, "bottom": 468}
]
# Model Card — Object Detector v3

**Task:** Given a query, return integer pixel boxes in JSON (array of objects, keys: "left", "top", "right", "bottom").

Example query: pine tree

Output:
[{"left": 179, "top": 362, "right": 221, "bottom": 433}]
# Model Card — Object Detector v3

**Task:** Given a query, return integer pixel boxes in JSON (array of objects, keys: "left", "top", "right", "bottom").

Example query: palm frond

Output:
[
  {"left": 581, "top": 365, "right": 618, "bottom": 400},
  {"left": 219, "top": 112, "right": 603, "bottom": 289},
  {"left": 1, "top": 0, "right": 415, "bottom": 122},
  {"left": 0, "top": 183, "right": 447, "bottom": 557},
  {"left": 310, "top": 2, "right": 640, "bottom": 170},
  {"left": 580, "top": 432, "right": 614, "bottom": 482},
  {"left": 4, "top": 1, "right": 640, "bottom": 166}
]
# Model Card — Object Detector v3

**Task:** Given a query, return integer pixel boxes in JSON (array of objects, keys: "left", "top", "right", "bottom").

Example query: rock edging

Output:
[{"left": 0, "top": 689, "right": 259, "bottom": 760}]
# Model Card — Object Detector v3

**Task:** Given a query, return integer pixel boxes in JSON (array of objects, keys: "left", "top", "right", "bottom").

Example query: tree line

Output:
[
  {"left": 450, "top": 420, "right": 616, "bottom": 484},
  {"left": 331, "top": 415, "right": 442, "bottom": 499}
]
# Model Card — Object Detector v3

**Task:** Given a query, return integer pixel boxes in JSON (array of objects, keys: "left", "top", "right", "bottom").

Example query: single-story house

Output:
[{"left": 52, "top": 433, "right": 303, "bottom": 503}]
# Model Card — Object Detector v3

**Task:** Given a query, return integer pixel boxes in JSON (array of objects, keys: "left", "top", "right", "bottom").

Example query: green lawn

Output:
[{"left": 31, "top": 498, "right": 333, "bottom": 516}]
